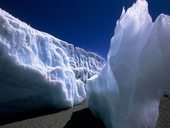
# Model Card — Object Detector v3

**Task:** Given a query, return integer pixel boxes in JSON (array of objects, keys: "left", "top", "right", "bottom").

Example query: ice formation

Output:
[
  {"left": 0, "top": 8, "right": 104, "bottom": 114},
  {"left": 87, "top": 0, "right": 170, "bottom": 128}
]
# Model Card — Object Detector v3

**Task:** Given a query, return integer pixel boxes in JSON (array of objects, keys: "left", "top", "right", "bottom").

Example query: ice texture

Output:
[
  {"left": 87, "top": 0, "right": 170, "bottom": 128},
  {"left": 0, "top": 8, "right": 104, "bottom": 114}
]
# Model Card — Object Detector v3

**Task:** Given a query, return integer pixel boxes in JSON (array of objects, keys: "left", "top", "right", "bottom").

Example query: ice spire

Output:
[{"left": 87, "top": 0, "right": 170, "bottom": 127}]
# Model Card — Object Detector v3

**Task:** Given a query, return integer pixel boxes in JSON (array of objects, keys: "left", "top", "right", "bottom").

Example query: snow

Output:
[
  {"left": 0, "top": 8, "right": 104, "bottom": 114},
  {"left": 87, "top": 0, "right": 170, "bottom": 128}
]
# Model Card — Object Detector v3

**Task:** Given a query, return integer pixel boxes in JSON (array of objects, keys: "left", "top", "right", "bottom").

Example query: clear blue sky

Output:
[{"left": 0, "top": 0, "right": 170, "bottom": 58}]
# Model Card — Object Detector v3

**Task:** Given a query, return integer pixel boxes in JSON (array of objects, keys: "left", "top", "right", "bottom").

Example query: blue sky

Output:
[{"left": 0, "top": 0, "right": 170, "bottom": 58}]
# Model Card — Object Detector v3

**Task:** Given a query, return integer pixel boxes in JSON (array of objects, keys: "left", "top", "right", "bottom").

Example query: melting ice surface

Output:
[
  {"left": 87, "top": 0, "right": 170, "bottom": 128},
  {"left": 0, "top": 8, "right": 104, "bottom": 115}
]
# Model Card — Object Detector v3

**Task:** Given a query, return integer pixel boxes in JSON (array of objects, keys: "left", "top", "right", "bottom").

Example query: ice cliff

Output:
[
  {"left": 0, "top": 8, "right": 104, "bottom": 114},
  {"left": 87, "top": 0, "right": 170, "bottom": 128}
]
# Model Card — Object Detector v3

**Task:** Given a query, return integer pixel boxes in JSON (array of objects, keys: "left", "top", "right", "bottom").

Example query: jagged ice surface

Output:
[
  {"left": 87, "top": 0, "right": 170, "bottom": 128},
  {"left": 0, "top": 8, "right": 104, "bottom": 115}
]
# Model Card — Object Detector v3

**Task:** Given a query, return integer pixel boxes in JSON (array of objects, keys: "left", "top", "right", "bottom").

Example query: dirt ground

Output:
[{"left": 0, "top": 95, "right": 170, "bottom": 128}]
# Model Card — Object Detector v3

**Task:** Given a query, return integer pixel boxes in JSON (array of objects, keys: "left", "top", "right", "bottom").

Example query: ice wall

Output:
[
  {"left": 87, "top": 0, "right": 170, "bottom": 128},
  {"left": 0, "top": 8, "right": 104, "bottom": 114}
]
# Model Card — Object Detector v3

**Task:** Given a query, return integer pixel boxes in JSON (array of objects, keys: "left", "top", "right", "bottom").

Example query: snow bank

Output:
[
  {"left": 0, "top": 8, "right": 104, "bottom": 113},
  {"left": 87, "top": 0, "right": 170, "bottom": 128}
]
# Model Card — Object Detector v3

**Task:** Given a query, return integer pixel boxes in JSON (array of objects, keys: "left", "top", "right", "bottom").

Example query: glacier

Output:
[
  {"left": 87, "top": 0, "right": 170, "bottom": 128},
  {"left": 0, "top": 8, "right": 104, "bottom": 116}
]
